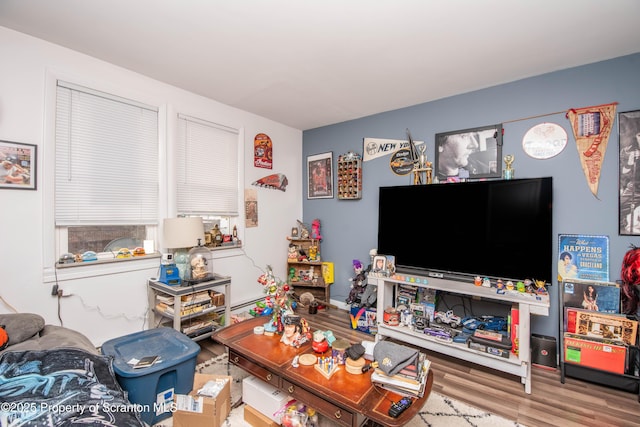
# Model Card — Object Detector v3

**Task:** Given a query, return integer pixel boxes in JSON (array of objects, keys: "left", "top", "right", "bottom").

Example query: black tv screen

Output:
[{"left": 377, "top": 177, "right": 553, "bottom": 284}]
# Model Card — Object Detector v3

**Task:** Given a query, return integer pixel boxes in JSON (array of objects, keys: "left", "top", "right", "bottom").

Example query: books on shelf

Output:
[
  {"left": 370, "top": 352, "right": 431, "bottom": 398},
  {"left": 156, "top": 294, "right": 174, "bottom": 305},
  {"left": 182, "top": 291, "right": 213, "bottom": 305},
  {"left": 509, "top": 305, "right": 519, "bottom": 355},
  {"left": 155, "top": 301, "right": 215, "bottom": 317}
]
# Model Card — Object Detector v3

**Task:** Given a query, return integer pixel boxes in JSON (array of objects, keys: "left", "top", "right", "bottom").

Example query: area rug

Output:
[{"left": 154, "top": 353, "right": 524, "bottom": 427}]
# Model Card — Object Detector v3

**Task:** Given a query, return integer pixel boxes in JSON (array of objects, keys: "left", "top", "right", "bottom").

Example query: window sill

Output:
[
  {"left": 44, "top": 253, "right": 161, "bottom": 283},
  {"left": 44, "top": 246, "right": 244, "bottom": 283},
  {"left": 56, "top": 253, "right": 161, "bottom": 269}
]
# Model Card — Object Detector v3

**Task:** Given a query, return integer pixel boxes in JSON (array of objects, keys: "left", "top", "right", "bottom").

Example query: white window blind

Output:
[
  {"left": 176, "top": 114, "right": 239, "bottom": 216},
  {"left": 55, "top": 81, "right": 159, "bottom": 226}
]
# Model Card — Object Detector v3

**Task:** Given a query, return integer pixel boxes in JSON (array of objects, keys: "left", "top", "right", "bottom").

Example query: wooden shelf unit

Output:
[{"left": 287, "top": 237, "right": 330, "bottom": 304}]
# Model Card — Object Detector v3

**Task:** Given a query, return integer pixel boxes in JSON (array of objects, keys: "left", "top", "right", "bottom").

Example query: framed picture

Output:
[
  {"left": 307, "top": 151, "right": 333, "bottom": 199},
  {"left": 619, "top": 109, "right": 640, "bottom": 235},
  {"left": 558, "top": 234, "right": 609, "bottom": 282},
  {"left": 373, "top": 255, "right": 388, "bottom": 274},
  {"left": 371, "top": 254, "right": 395, "bottom": 278},
  {"left": 435, "top": 124, "right": 503, "bottom": 181},
  {"left": 0, "top": 140, "right": 37, "bottom": 190}
]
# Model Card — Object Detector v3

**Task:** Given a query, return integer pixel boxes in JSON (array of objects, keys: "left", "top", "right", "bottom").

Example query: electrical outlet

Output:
[{"left": 51, "top": 284, "right": 59, "bottom": 296}]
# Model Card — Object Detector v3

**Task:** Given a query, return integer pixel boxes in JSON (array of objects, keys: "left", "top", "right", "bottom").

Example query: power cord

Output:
[
  {"left": 52, "top": 261, "right": 147, "bottom": 327},
  {"left": 0, "top": 295, "right": 19, "bottom": 313}
]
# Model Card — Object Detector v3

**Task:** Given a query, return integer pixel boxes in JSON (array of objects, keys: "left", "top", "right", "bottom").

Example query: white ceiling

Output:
[{"left": 1, "top": 0, "right": 640, "bottom": 131}]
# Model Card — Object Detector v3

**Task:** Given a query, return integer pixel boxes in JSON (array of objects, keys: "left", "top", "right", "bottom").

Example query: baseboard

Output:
[{"left": 331, "top": 299, "right": 349, "bottom": 310}]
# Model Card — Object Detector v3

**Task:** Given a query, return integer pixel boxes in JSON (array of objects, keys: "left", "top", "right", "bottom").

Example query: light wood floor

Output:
[{"left": 200, "top": 308, "right": 640, "bottom": 427}]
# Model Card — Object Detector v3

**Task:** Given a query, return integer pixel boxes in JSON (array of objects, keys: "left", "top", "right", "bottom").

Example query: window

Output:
[
  {"left": 176, "top": 114, "right": 241, "bottom": 244},
  {"left": 55, "top": 81, "right": 159, "bottom": 259},
  {"left": 176, "top": 114, "right": 239, "bottom": 216}
]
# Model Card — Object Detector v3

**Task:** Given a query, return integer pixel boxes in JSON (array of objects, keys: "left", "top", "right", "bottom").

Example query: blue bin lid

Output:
[{"left": 101, "top": 327, "right": 200, "bottom": 377}]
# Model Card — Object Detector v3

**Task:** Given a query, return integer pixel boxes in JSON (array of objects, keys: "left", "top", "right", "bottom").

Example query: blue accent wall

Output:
[{"left": 303, "top": 53, "right": 640, "bottom": 337}]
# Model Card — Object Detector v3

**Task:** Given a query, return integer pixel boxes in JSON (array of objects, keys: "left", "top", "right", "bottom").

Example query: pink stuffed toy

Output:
[{"left": 311, "top": 218, "right": 322, "bottom": 240}]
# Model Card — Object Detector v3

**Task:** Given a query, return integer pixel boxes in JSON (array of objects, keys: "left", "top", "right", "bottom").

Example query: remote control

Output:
[{"left": 388, "top": 397, "right": 412, "bottom": 418}]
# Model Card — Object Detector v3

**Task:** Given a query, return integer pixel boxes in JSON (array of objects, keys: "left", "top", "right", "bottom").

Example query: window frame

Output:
[
  {"left": 164, "top": 107, "right": 245, "bottom": 255},
  {"left": 43, "top": 72, "right": 168, "bottom": 282},
  {"left": 42, "top": 73, "right": 245, "bottom": 283}
]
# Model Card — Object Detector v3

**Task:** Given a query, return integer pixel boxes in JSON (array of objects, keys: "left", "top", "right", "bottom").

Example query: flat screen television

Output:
[{"left": 377, "top": 177, "right": 553, "bottom": 284}]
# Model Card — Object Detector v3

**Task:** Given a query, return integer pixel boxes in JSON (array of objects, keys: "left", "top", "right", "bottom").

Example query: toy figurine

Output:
[
  {"left": 288, "top": 244, "right": 298, "bottom": 260},
  {"left": 311, "top": 218, "right": 322, "bottom": 240},
  {"left": 308, "top": 244, "right": 318, "bottom": 261},
  {"left": 297, "top": 220, "right": 310, "bottom": 239},
  {"left": 524, "top": 279, "right": 536, "bottom": 293},
  {"left": 297, "top": 248, "right": 308, "bottom": 262},
  {"left": 474, "top": 276, "right": 482, "bottom": 286},
  {"left": 534, "top": 279, "right": 548, "bottom": 295},
  {"left": 281, "top": 315, "right": 302, "bottom": 347},
  {"left": 346, "top": 260, "right": 368, "bottom": 305}
]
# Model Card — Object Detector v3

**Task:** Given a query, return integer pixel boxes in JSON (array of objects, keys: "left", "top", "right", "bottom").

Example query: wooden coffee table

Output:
[{"left": 212, "top": 316, "right": 432, "bottom": 427}]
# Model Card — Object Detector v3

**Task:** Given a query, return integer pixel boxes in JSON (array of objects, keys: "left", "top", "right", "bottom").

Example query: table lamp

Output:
[{"left": 162, "top": 217, "right": 205, "bottom": 284}]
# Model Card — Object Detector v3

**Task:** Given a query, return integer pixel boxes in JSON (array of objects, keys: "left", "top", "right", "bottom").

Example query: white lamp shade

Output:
[{"left": 163, "top": 217, "right": 205, "bottom": 249}]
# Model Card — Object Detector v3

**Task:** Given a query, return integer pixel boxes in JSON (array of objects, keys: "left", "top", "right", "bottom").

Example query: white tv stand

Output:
[{"left": 372, "top": 273, "right": 550, "bottom": 394}]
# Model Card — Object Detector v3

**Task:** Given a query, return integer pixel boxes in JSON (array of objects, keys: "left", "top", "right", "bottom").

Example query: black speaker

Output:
[{"left": 531, "top": 334, "right": 557, "bottom": 369}]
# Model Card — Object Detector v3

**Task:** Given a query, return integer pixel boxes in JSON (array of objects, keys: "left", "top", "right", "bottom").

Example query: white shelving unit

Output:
[
  {"left": 372, "top": 272, "right": 550, "bottom": 394},
  {"left": 148, "top": 275, "right": 231, "bottom": 341}
]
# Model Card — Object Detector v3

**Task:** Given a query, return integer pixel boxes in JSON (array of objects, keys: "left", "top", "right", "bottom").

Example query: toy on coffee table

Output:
[
  {"left": 256, "top": 265, "right": 296, "bottom": 333},
  {"left": 280, "top": 314, "right": 310, "bottom": 348}
]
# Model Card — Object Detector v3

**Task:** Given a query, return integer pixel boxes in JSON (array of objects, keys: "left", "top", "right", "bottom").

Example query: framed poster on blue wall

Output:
[
  {"left": 619, "top": 109, "right": 640, "bottom": 235},
  {"left": 558, "top": 234, "right": 609, "bottom": 282}
]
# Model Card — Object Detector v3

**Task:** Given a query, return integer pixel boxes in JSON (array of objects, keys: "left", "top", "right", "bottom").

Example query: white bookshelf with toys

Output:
[{"left": 372, "top": 272, "right": 550, "bottom": 394}]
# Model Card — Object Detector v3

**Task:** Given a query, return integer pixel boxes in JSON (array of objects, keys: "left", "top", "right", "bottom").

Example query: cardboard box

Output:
[
  {"left": 563, "top": 334, "right": 627, "bottom": 374},
  {"left": 468, "top": 339, "right": 511, "bottom": 358},
  {"left": 244, "top": 404, "right": 279, "bottom": 427},
  {"left": 410, "top": 302, "right": 435, "bottom": 322},
  {"left": 349, "top": 306, "right": 377, "bottom": 334},
  {"left": 242, "top": 376, "right": 293, "bottom": 424},
  {"left": 173, "top": 373, "right": 231, "bottom": 427},
  {"left": 231, "top": 311, "right": 253, "bottom": 324}
]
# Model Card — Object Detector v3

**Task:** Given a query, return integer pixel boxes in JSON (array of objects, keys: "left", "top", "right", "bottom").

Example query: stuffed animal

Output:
[
  {"left": 360, "top": 283, "right": 377, "bottom": 307},
  {"left": 311, "top": 218, "right": 322, "bottom": 240}
]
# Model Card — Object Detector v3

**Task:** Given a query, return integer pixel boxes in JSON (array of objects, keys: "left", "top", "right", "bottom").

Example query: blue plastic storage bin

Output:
[{"left": 101, "top": 327, "right": 200, "bottom": 425}]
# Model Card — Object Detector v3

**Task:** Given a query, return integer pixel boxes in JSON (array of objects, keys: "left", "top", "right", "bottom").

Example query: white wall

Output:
[{"left": 0, "top": 26, "right": 302, "bottom": 346}]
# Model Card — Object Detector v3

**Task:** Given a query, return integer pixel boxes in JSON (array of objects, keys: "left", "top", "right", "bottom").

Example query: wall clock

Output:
[{"left": 522, "top": 122, "right": 568, "bottom": 159}]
